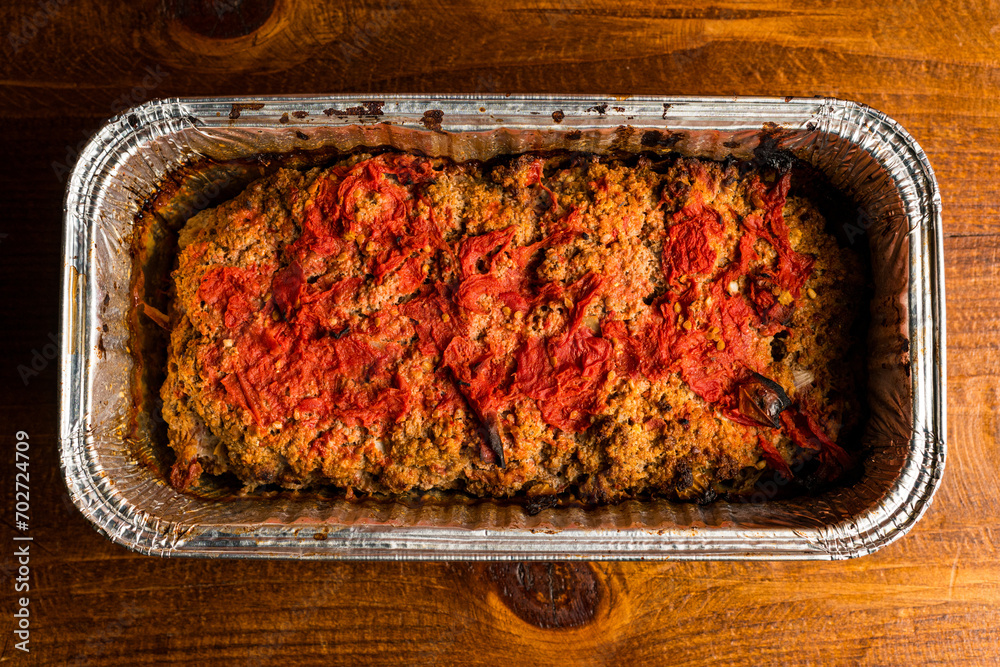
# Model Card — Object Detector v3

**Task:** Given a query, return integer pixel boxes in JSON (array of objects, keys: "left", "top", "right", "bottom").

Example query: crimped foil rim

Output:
[{"left": 60, "top": 95, "right": 945, "bottom": 560}]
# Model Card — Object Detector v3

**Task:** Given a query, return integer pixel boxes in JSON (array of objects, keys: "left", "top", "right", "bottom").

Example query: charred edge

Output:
[
  {"left": 524, "top": 494, "right": 559, "bottom": 516},
  {"left": 640, "top": 130, "right": 683, "bottom": 149},
  {"left": 753, "top": 122, "right": 795, "bottom": 172},
  {"left": 696, "top": 485, "right": 718, "bottom": 505}
]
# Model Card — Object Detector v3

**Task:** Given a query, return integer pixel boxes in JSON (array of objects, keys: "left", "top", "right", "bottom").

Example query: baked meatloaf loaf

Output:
[{"left": 161, "top": 151, "right": 865, "bottom": 502}]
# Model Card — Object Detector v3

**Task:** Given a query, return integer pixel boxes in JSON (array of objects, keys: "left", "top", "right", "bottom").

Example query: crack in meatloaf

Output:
[{"left": 160, "top": 151, "right": 866, "bottom": 502}]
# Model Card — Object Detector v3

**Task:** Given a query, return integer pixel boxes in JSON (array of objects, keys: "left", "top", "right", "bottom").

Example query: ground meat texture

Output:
[{"left": 161, "top": 152, "right": 865, "bottom": 501}]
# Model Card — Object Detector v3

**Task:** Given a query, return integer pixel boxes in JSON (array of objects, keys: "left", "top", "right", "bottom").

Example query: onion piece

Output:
[{"left": 792, "top": 367, "right": 815, "bottom": 391}]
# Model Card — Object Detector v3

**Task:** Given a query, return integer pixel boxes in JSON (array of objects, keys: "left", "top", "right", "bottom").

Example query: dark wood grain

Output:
[{"left": 2, "top": 1, "right": 998, "bottom": 664}]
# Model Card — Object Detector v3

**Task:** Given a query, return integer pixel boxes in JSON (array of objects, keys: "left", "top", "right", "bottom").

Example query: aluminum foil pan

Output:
[{"left": 60, "top": 95, "right": 945, "bottom": 560}]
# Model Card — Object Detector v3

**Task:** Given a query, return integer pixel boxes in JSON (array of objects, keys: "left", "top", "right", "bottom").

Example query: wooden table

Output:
[{"left": 1, "top": 1, "right": 997, "bottom": 664}]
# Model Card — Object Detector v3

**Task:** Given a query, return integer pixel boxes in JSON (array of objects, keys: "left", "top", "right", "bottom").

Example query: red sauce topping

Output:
[{"left": 196, "top": 155, "right": 845, "bottom": 473}]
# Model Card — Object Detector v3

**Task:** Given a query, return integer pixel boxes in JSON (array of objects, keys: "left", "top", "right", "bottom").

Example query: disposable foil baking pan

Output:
[{"left": 60, "top": 95, "right": 945, "bottom": 560}]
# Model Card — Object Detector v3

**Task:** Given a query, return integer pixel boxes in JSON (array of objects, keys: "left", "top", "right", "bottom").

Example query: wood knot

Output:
[
  {"left": 167, "top": 0, "right": 277, "bottom": 39},
  {"left": 486, "top": 562, "right": 601, "bottom": 629}
]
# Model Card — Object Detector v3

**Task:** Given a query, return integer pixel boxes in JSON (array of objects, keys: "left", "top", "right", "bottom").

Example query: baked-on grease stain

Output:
[
  {"left": 323, "top": 101, "right": 385, "bottom": 118},
  {"left": 421, "top": 109, "right": 444, "bottom": 131},
  {"left": 229, "top": 102, "right": 265, "bottom": 120}
]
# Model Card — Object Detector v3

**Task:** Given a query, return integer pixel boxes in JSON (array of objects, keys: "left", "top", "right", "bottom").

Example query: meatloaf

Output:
[{"left": 161, "top": 151, "right": 865, "bottom": 502}]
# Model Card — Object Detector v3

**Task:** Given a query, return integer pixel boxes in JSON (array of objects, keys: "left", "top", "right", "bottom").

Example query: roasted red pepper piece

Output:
[{"left": 737, "top": 372, "right": 792, "bottom": 428}]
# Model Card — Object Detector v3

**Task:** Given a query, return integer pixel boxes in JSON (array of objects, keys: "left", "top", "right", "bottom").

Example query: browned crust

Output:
[{"left": 161, "top": 153, "right": 865, "bottom": 501}]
